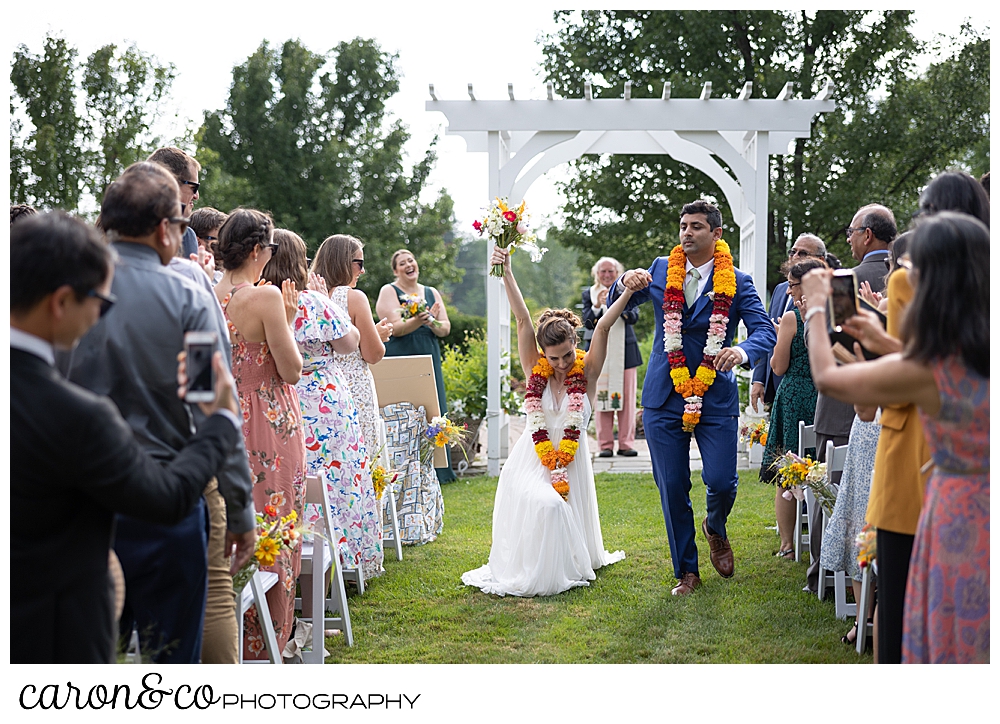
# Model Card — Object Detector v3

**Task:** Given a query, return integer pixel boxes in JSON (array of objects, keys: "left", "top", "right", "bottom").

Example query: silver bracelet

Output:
[{"left": 804, "top": 306, "right": 826, "bottom": 323}]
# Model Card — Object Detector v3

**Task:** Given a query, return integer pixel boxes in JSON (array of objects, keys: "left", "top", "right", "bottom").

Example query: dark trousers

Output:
[
  {"left": 644, "top": 407, "right": 739, "bottom": 579},
  {"left": 805, "top": 431, "right": 850, "bottom": 591},
  {"left": 875, "top": 528, "right": 915, "bottom": 664},
  {"left": 115, "top": 498, "right": 209, "bottom": 663}
]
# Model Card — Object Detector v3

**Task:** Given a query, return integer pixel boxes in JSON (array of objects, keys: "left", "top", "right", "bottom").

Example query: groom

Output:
[{"left": 609, "top": 200, "right": 775, "bottom": 595}]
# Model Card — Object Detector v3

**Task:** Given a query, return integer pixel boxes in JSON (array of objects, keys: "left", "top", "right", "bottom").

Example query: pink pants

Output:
[{"left": 595, "top": 366, "right": 637, "bottom": 451}]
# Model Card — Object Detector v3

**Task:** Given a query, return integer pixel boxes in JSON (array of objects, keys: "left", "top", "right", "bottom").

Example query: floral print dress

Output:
[
  {"left": 294, "top": 290, "right": 382, "bottom": 581},
  {"left": 223, "top": 283, "right": 306, "bottom": 661}
]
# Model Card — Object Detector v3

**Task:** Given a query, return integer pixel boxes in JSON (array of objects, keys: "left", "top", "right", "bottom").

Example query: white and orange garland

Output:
[
  {"left": 525, "top": 349, "right": 586, "bottom": 501},
  {"left": 662, "top": 240, "right": 737, "bottom": 431}
]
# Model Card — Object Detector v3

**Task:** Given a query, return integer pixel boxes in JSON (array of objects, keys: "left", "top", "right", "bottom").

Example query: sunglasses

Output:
[
  {"left": 352, "top": 259, "right": 365, "bottom": 270},
  {"left": 87, "top": 289, "right": 117, "bottom": 317},
  {"left": 267, "top": 242, "right": 280, "bottom": 254},
  {"left": 181, "top": 180, "right": 200, "bottom": 194},
  {"left": 166, "top": 216, "right": 190, "bottom": 234}
]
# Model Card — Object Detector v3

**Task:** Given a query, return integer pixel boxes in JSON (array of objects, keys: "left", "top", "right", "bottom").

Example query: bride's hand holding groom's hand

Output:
[{"left": 622, "top": 268, "right": 651, "bottom": 291}]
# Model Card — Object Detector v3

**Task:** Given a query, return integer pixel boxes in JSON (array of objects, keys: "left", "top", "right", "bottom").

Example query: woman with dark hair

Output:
[
  {"left": 758, "top": 257, "right": 826, "bottom": 558},
  {"left": 461, "top": 245, "right": 629, "bottom": 597},
  {"left": 213, "top": 209, "right": 305, "bottom": 660},
  {"left": 801, "top": 212, "right": 989, "bottom": 664},
  {"left": 376, "top": 249, "right": 456, "bottom": 483},
  {"left": 919, "top": 170, "right": 990, "bottom": 227},
  {"left": 260, "top": 230, "right": 379, "bottom": 585}
]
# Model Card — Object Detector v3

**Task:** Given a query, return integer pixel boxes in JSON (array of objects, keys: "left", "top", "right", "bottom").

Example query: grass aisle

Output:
[{"left": 325, "top": 470, "right": 871, "bottom": 664}]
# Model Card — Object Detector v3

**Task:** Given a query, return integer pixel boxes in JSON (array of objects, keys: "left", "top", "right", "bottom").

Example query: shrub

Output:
[{"left": 441, "top": 330, "right": 521, "bottom": 420}]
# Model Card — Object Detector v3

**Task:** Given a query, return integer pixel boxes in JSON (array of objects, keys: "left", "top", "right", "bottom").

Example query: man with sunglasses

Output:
[
  {"left": 11, "top": 211, "right": 243, "bottom": 663},
  {"left": 68, "top": 162, "right": 256, "bottom": 664},
  {"left": 750, "top": 233, "right": 826, "bottom": 414},
  {"left": 148, "top": 146, "right": 202, "bottom": 260}
]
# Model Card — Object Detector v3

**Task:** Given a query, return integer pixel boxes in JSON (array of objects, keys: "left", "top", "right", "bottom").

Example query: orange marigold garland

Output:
[
  {"left": 662, "top": 240, "right": 737, "bottom": 431},
  {"left": 524, "top": 348, "right": 586, "bottom": 501}
]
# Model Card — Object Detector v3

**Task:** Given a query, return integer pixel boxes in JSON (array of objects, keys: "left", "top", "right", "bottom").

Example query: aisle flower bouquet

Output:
[
  {"left": 855, "top": 523, "right": 877, "bottom": 569},
  {"left": 399, "top": 293, "right": 441, "bottom": 328},
  {"left": 232, "top": 506, "right": 301, "bottom": 592},
  {"left": 371, "top": 463, "right": 399, "bottom": 501},
  {"left": 771, "top": 451, "right": 835, "bottom": 513},
  {"left": 473, "top": 197, "right": 546, "bottom": 277},
  {"left": 739, "top": 418, "right": 769, "bottom": 447},
  {"left": 421, "top": 415, "right": 470, "bottom": 465}
]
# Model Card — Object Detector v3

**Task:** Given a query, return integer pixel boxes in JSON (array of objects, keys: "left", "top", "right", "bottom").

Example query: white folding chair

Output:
[
  {"left": 378, "top": 418, "right": 403, "bottom": 562},
  {"left": 817, "top": 440, "right": 849, "bottom": 603},
  {"left": 237, "top": 570, "right": 282, "bottom": 664},
  {"left": 295, "top": 475, "right": 354, "bottom": 658},
  {"left": 856, "top": 560, "right": 877, "bottom": 655},
  {"left": 794, "top": 422, "right": 817, "bottom": 562}
]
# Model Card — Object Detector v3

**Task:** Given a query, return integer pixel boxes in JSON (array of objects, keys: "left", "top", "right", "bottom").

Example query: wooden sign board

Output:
[{"left": 370, "top": 354, "right": 445, "bottom": 467}]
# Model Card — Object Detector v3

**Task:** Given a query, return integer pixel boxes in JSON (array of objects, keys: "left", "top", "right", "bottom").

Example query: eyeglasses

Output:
[
  {"left": 787, "top": 248, "right": 820, "bottom": 258},
  {"left": 181, "top": 180, "right": 200, "bottom": 194},
  {"left": 787, "top": 281, "right": 802, "bottom": 289},
  {"left": 352, "top": 259, "right": 365, "bottom": 270},
  {"left": 844, "top": 226, "right": 869, "bottom": 238},
  {"left": 166, "top": 216, "right": 189, "bottom": 234},
  {"left": 87, "top": 289, "right": 117, "bottom": 317}
]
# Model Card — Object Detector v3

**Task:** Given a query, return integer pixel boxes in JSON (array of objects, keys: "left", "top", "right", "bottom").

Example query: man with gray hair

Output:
[{"left": 750, "top": 233, "right": 826, "bottom": 413}]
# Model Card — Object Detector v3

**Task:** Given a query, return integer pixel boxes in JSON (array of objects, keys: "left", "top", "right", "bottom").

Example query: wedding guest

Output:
[
  {"left": 312, "top": 234, "right": 393, "bottom": 579},
  {"left": 919, "top": 170, "right": 990, "bottom": 227},
  {"left": 758, "top": 257, "right": 825, "bottom": 558},
  {"left": 70, "top": 162, "right": 256, "bottom": 664},
  {"left": 262, "top": 231, "right": 376, "bottom": 583},
  {"left": 979, "top": 171, "right": 989, "bottom": 197},
  {"left": 801, "top": 212, "right": 989, "bottom": 664},
  {"left": 214, "top": 209, "right": 306, "bottom": 660},
  {"left": 147, "top": 146, "right": 201, "bottom": 259},
  {"left": 376, "top": 249, "right": 456, "bottom": 483},
  {"left": 583, "top": 256, "right": 642, "bottom": 457},
  {"left": 10, "top": 203, "right": 37, "bottom": 225},
  {"left": 190, "top": 207, "right": 228, "bottom": 283},
  {"left": 11, "top": 211, "right": 244, "bottom": 664}
]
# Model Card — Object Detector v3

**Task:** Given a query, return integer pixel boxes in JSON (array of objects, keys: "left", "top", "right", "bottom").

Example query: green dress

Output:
[
  {"left": 760, "top": 309, "right": 817, "bottom": 483},
  {"left": 384, "top": 284, "right": 457, "bottom": 483}
]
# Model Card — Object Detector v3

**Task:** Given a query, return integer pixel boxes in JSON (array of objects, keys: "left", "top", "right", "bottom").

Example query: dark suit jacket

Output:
[
  {"left": 610, "top": 258, "right": 775, "bottom": 414},
  {"left": 581, "top": 287, "right": 642, "bottom": 369},
  {"left": 851, "top": 250, "right": 890, "bottom": 294},
  {"left": 751, "top": 280, "right": 790, "bottom": 403},
  {"left": 10, "top": 348, "right": 238, "bottom": 664}
]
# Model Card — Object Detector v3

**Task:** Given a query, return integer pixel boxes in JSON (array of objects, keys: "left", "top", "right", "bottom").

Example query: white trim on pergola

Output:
[{"left": 427, "top": 80, "right": 835, "bottom": 475}]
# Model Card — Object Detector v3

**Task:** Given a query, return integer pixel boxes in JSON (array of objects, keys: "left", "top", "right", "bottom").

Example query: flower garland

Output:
[
  {"left": 525, "top": 349, "right": 586, "bottom": 501},
  {"left": 662, "top": 240, "right": 737, "bottom": 431}
]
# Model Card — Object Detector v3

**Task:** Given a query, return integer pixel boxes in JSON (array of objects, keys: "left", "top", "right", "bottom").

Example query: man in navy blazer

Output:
[
  {"left": 750, "top": 233, "right": 827, "bottom": 412},
  {"left": 610, "top": 200, "right": 775, "bottom": 596}
]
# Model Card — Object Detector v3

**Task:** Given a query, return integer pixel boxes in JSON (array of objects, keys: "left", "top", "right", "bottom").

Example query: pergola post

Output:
[{"left": 486, "top": 130, "right": 511, "bottom": 475}]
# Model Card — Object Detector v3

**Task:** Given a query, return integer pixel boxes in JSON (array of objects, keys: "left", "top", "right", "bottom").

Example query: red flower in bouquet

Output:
[
  {"left": 503, "top": 210, "right": 517, "bottom": 222},
  {"left": 263, "top": 504, "right": 277, "bottom": 518},
  {"left": 472, "top": 219, "right": 482, "bottom": 232}
]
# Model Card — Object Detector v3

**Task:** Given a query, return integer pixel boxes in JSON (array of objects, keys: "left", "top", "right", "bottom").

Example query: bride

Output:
[{"left": 462, "top": 245, "right": 632, "bottom": 597}]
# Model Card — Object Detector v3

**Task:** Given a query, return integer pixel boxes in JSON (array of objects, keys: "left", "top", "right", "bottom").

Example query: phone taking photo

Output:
[
  {"left": 184, "top": 331, "right": 217, "bottom": 403},
  {"left": 828, "top": 269, "right": 859, "bottom": 332}
]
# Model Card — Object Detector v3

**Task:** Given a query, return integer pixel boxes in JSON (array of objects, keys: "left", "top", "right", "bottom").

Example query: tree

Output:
[
  {"left": 10, "top": 34, "right": 177, "bottom": 210},
  {"left": 198, "top": 38, "right": 460, "bottom": 299},
  {"left": 541, "top": 11, "right": 988, "bottom": 289}
]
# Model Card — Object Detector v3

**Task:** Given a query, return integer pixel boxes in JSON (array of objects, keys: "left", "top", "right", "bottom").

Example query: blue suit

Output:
[
  {"left": 751, "top": 281, "right": 790, "bottom": 403},
  {"left": 610, "top": 256, "right": 775, "bottom": 578}
]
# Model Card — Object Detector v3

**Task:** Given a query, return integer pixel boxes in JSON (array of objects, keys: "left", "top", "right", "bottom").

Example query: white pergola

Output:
[{"left": 427, "top": 80, "right": 835, "bottom": 475}]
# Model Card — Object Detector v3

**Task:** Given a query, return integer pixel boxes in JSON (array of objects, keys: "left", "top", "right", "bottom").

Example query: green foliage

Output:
[
  {"left": 444, "top": 235, "right": 488, "bottom": 317},
  {"left": 440, "top": 330, "right": 520, "bottom": 421},
  {"left": 10, "top": 34, "right": 176, "bottom": 210},
  {"left": 440, "top": 307, "right": 486, "bottom": 353},
  {"left": 197, "top": 38, "right": 461, "bottom": 298},
  {"left": 541, "top": 11, "right": 989, "bottom": 291}
]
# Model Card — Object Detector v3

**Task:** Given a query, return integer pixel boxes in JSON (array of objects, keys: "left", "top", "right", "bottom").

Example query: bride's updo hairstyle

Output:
[
  {"left": 535, "top": 309, "right": 581, "bottom": 350},
  {"left": 216, "top": 208, "right": 274, "bottom": 270}
]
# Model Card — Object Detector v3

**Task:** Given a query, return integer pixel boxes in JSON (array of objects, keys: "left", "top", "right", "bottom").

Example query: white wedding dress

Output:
[{"left": 462, "top": 383, "right": 625, "bottom": 597}]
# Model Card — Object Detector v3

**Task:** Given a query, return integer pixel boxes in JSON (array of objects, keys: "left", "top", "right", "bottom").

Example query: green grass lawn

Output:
[{"left": 323, "top": 470, "right": 870, "bottom": 664}]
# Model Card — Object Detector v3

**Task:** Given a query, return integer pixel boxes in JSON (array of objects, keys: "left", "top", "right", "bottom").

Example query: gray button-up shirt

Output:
[{"left": 68, "top": 242, "right": 255, "bottom": 532}]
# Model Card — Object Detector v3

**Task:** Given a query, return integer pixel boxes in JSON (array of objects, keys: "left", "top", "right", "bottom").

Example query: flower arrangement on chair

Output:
[
  {"left": 739, "top": 418, "right": 769, "bottom": 447},
  {"left": 232, "top": 506, "right": 300, "bottom": 592},
  {"left": 855, "top": 523, "right": 877, "bottom": 569},
  {"left": 771, "top": 451, "right": 836, "bottom": 514},
  {"left": 420, "top": 415, "right": 470, "bottom": 466}
]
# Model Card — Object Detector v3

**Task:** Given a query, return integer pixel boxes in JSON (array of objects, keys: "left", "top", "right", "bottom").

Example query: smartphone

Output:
[
  {"left": 828, "top": 269, "right": 858, "bottom": 332},
  {"left": 184, "top": 331, "right": 217, "bottom": 403}
]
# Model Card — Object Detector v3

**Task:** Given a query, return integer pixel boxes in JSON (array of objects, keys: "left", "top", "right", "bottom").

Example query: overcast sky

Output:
[{"left": 8, "top": 2, "right": 989, "bottom": 235}]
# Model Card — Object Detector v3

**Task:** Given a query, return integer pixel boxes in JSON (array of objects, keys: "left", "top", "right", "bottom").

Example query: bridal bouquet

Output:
[
  {"left": 739, "top": 418, "right": 769, "bottom": 447},
  {"left": 399, "top": 293, "right": 441, "bottom": 328},
  {"left": 473, "top": 197, "right": 546, "bottom": 277},
  {"left": 421, "top": 415, "right": 469, "bottom": 465},
  {"left": 232, "top": 506, "right": 301, "bottom": 592},
  {"left": 771, "top": 451, "right": 836, "bottom": 513}
]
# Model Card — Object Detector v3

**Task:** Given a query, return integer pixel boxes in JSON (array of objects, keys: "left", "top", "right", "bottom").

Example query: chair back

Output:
[
  {"left": 825, "top": 440, "right": 849, "bottom": 484},
  {"left": 798, "top": 422, "right": 816, "bottom": 458}
]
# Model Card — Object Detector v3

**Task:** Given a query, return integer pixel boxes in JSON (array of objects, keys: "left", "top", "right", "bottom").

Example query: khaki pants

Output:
[{"left": 201, "top": 478, "right": 238, "bottom": 663}]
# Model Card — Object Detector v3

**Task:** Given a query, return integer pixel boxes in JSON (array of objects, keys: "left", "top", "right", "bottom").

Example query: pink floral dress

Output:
[
  {"left": 294, "top": 290, "right": 381, "bottom": 580},
  {"left": 222, "top": 283, "right": 306, "bottom": 661}
]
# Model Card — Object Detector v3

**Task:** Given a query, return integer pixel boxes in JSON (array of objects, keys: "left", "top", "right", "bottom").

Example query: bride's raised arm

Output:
[
  {"left": 491, "top": 245, "right": 539, "bottom": 378},
  {"left": 584, "top": 285, "right": 633, "bottom": 387}
]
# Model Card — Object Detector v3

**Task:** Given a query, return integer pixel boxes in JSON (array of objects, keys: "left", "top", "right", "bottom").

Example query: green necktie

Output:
[{"left": 685, "top": 268, "right": 701, "bottom": 307}]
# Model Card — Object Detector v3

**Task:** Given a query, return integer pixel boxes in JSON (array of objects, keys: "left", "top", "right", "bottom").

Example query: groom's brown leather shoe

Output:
[
  {"left": 702, "top": 518, "right": 735, "bottom": 578},
  {"left": 671, "top": 572, "right": 701, "bottom": 596}
]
